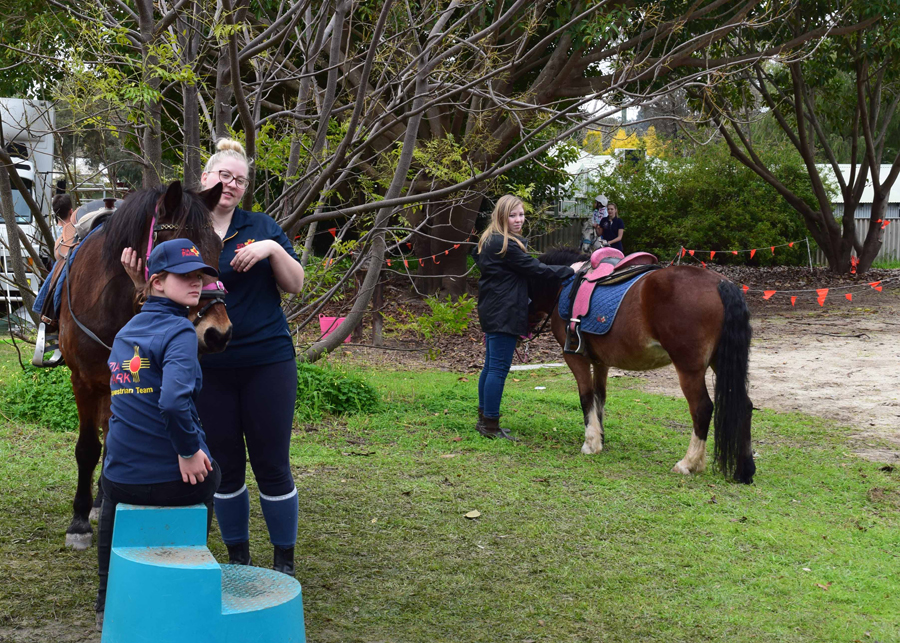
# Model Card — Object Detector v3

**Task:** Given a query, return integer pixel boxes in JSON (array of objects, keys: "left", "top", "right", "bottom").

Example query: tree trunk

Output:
[
  {"left": 414, "top": 196, "right": 481, "bottom": 298},
  {"left": 215, "top": 47, "right": 233, "bottom": 140},
  {"left": 180, "top": 2, "right": 202, "bottom": 188}
]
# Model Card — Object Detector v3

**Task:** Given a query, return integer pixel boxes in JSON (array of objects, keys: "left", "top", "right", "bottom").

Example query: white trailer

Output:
[{"left": 0, "top": 98, "right": 55, "bottom": 319}]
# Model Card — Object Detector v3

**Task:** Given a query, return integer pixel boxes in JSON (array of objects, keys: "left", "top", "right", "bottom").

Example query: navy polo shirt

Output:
[
  {"left": 104, "top": 297, "right": 211, "bottom": 485},
  {"left": 200, "top": 208, "right": 301, "bottom": 369}
]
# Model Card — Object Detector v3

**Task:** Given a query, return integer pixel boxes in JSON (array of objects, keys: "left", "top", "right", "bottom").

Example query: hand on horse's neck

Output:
[{"left": 212, "top": 206, "right": 235, "bottom": 238}]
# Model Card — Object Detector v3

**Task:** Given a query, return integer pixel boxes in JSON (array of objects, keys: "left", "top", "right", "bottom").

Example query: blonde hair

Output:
[
  {"left": 476, "top": 195, "right": 527, "bottom": 256},
  {"left": 204, "top": 138, "right": 251, "bottom": 173}
]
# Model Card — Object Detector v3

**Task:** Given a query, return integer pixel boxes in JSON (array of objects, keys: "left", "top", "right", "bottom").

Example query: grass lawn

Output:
[{"left": 0, "top": 345, "right": 898, "bottom": 642}]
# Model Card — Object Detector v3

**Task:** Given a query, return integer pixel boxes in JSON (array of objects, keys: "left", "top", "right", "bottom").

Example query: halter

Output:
[{"left": 194, "top": 281, "right": 228, "bottom": 327}]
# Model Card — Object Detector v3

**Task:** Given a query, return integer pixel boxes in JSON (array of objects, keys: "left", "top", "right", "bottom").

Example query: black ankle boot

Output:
[
  {"left": 273, "top": 545, "right": 295, "bottom": 577},
  {"left": 226, "top": 541, "right": 252, "bottom": 565},
  {"left": 476, "top": 416, "right": 516, "bottom": 441}
]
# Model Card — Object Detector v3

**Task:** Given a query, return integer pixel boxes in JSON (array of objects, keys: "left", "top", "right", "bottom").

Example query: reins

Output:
[{"left": 516, "top": 285, "right": 564, "bottom": 362}]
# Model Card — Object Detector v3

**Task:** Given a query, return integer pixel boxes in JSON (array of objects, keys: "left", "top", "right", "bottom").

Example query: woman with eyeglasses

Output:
[{"left": 122, "top": 138, "right": 305, "bottom": 576}]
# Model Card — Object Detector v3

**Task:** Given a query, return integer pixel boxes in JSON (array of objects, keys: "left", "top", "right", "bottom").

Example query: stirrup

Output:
[
  {"left": 32, "top": 322, "right": 64, "bottom": 368},
  {"left": 563, "top": 319, "right": 585, "bottom": 355}
]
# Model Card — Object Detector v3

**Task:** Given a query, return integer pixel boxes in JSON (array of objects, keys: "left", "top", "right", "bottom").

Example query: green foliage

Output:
[
  {"left": 295, "top": 362, "right": 379, "bottom": 423},
  {"left": 0, "top": 365, "right": 76, "bottom": 432},
  {"left": 585, "top": 141, "right": 818, "bottom": 265},
  {"left": 388, "top": 294, "right": 476, "bottom": 341}
]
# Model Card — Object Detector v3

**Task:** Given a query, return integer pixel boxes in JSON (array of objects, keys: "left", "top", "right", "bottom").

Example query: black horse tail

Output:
[{"left": 713, "top": 280, "right": 755, "bottom": 484}]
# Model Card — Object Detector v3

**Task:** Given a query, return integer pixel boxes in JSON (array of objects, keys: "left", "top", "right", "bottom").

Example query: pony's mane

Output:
[
  {"left": 100, "top": 186, "right": 212, "bottom": 275},
  {"left": 538, "top": 247, "right": 589, "bottom": 266}
]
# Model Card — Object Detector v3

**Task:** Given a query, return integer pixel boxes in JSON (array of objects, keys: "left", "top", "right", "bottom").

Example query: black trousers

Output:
[
  {"left": 197, "top": 360, "right": 297, "bottom": 497},
  {"left": 95, "top": 462, "right": 221, "bottom": 612}
]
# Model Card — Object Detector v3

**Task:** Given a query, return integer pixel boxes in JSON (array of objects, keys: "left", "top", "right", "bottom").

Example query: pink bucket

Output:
[{"left": 318, "top": 316, "right": 351, "bottom": 343}]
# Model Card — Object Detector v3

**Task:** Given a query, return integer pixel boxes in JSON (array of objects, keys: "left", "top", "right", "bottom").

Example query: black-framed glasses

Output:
[{"left": 215, "top": 170, "right": 249, "bottom": 189}]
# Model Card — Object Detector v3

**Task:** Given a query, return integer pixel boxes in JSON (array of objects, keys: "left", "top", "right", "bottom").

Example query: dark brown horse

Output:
[
  {"left": 60, "top": 181, "right": 234, "bottom": 549},
  {"left": 530, "top": 249, "right": 755, "bottom": 484}
]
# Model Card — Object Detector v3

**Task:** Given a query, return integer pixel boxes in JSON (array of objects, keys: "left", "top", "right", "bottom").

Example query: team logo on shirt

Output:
[
  {"left": 236, "top": 238, "right": 255, "bottom": 250},
  {"left": 181, "top": 245, "right": 201, "bottom": 257},
  {"left": 123, "top": 346, "right": 151, "bottom": 383}
]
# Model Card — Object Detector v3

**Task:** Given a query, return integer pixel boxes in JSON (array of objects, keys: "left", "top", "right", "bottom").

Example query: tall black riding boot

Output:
[
  {"left": 273, "top": 545, "right": 295, "bottom": 577},
  {"left": 226, "top": 541, "right": 252, "bottom": 566}
]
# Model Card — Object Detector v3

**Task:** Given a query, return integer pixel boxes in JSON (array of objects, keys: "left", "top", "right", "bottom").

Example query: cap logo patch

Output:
[{"left": 181, "top": 246, "right": 201, "bottom": 257}]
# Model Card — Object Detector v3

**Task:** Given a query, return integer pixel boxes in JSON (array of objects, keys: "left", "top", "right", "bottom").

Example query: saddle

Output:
[{"left": 564, "top": 248, "right": 660, "bottom": 355}]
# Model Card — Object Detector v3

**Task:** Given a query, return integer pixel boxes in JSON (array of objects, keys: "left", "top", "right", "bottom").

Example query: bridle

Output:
[{"left": 145, "top": 207, "right": 228, "bottom": 327}]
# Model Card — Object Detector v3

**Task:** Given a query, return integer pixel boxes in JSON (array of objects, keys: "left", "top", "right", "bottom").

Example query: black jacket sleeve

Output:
[{"left": 503, "top": 241, "right": 575, "bottom": 280}]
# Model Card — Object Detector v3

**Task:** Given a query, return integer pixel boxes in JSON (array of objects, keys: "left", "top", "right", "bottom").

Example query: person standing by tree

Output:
[
  {"left": 474, "top": 195, "right": 580, "bottom": 439},
  {"left": 600, "top": 201, "right": 624, "bottom": 253},
  {"left": 52, "top": 194, "right": 76, "bottom": 261},
  {"left": 122, "top": 138, "right": 305, "bottom": 576}
]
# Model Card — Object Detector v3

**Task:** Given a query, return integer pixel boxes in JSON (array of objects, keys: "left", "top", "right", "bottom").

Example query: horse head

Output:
[
  {"left": 528, "top": 247, "right": 588, "bottom": 329},
  {"left": 103, "top": 181, "right": 233, "bottom": 354}
]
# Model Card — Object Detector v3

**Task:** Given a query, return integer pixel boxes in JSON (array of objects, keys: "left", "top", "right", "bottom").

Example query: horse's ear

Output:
[
  {"left": 164, "top": 181, "right": 183, "bottom": 216},
  {"left": 199, "top": 183, "right": 224, "bottom": 212}
]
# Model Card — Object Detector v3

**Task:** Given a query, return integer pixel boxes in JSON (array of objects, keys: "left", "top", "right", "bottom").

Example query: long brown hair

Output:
[{"left": 477, "top": 195, "right": 527, "bottom": 256}]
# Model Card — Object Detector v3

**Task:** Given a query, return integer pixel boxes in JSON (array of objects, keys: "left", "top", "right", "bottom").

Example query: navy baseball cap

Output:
[{"left": 147, "top": 239, "right": 219, "bottom": 278}]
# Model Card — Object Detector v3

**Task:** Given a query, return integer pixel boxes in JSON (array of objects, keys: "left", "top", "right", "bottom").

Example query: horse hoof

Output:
[
  {"left": 581, "top": 441, "right": 602, "bottom": 455},
  {"left": 65, "top": 532, "right": 93, "bottom": 550},
  {"left": 672, "top": 461, "right": 692, "bottom": 475},
  {"left": 89, "top": 507, "right": 101, "bottom": 522}
]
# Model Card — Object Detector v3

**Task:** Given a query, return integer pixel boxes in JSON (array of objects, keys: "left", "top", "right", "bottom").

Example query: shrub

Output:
[
  {"left": 295, "top": 362, "right": 379, "bottom": 423},
  {"left": 584, "top": 140, "right": 818, "bottom": 265},
  {"left": 0, "top": 365, "right": 77, "bottom": 432}
]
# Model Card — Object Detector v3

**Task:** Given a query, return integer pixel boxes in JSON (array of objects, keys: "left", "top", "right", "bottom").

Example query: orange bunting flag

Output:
[
  {"left": 882, "top": 220, "right": 891, "bottom": 230},
  {"left": 688, "top": 249, "right": 695, "bottom": 256},
  {"left": 763, "top": 290, "right": 776, "bottom": 300},
  {"left": 876, "top": 219, "right": 883, "bottom": 223},
  {"left": 845, "top": 293, "right": 853, "bottom": 301},
  {"left": 386, "top": 259, "right": 391, "bottom": 266},
  {"left": 771, "top": 246, "right": 775, "bottom": 254},
  {"left": 433, "top": 256, "right": 440, "bottom": 265},
  {"left": 732, "top": 250, "right": 739, "bottom": 255},
  {"left": 403, "top": 259, "right": 409, "bottom": 268},
  {"left": 789, "top": 242, "right": 794, "bottom": 248},
  {"left": 453, "top": 244, "right": 460, "bottom": 249},
  {"left": 816, "top": 288, "right": 829, "bottom": 306},
  {"left": 750, "top": 249, "right": 756, "bottom": 259},
  {"left": 791, "top": 296, "right": 797, "bottom": 306},
  {"left": 869, "top": 281, "right": 883, "bottom": 292},
  {"left": 701, "top": 261, "right": 707, "bottom": 268},
  {"left": 407, "top": 243, "right": 412, "bottom": 249},
  {"left": 328, "top": 228, "right": 337, "bottom": 237},
  {"left": 742, "top": 284, "right": 749, "bottom": 293},
  {"left": 681, "top": 247, "right": 687, "bottom": 257},
  {"left": 444, "top": 250, "right": 450, "bottom": 255},
  {"left": 710, "top": 251, "right": 716, "bottom": 259}
]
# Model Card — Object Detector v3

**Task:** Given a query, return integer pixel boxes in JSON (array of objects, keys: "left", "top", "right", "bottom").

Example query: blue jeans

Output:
[{"left": 478, "top": 332, "right": 518, "bottom": 419}]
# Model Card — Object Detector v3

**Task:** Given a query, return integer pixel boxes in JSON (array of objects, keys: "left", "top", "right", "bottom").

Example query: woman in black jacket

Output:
[{"left": 474, "top": 195, "right": 581, "bottom": 439}]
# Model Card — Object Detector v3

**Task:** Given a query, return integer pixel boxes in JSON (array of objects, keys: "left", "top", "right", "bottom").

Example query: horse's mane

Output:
[
  {"left": 538, "top": 247, "right": 589, "bottom": 266},
  {"left": 100, "top": 186, "right": 211, "bottom": 275}
]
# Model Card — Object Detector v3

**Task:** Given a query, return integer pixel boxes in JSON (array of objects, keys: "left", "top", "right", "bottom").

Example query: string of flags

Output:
[
  {"left": 679, "top": 237, "right": 812, "bottom": 268},
  {"left": 739, "top": 278, "right": 897, "bottom": 306},
  {"left": 678, "top": 240, "right": 896, "bottom": 306}
]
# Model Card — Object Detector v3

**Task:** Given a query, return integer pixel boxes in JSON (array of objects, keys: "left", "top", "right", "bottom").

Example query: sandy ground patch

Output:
[{"left": 617, "top": 293, "right": 900, "bottom": 463}]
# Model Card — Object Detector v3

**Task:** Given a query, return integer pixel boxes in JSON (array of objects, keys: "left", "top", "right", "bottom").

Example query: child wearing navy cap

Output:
[{"left": 95, "top": 239, "right": 223, "bottom": 628}]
